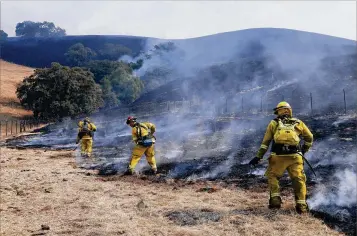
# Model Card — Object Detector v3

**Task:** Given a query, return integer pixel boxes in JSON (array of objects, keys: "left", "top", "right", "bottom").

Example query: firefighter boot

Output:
[
  {"left": 296, "top": 203, "right": 309, "bottom": 214},
  {"left": 269, "top": 196, "right": 282, "bottom": 209},
  {"left": 123, "top": 168, "right": 134, "bottom": 176}
]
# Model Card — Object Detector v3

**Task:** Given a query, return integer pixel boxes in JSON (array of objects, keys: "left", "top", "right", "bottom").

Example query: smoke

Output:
[
  {"left": 309, "top": 169, "right": 356, "bottom": 209},
  {"left": 127, "top": 29, "right": 356, "bottom": 116},
  {"left": 194, "top": 151, "right": 235, "bottom": 180},
  {"left": 6, "top": 29, "right": 357, "bottom": 228},
  {"left": 303, "top": 112, "right": 357, "bottom": 222}
]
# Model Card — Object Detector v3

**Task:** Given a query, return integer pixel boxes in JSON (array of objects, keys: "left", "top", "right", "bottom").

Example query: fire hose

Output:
[{"left": 297, "top": 152, "right": 317, "bottom": 177}]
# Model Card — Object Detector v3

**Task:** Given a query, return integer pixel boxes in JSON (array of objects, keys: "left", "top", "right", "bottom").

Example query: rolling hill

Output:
[
  {"left": 1, "top": 28, "right": 356, "bottom": 115},
  {"left": 1, "top": 35, "right": 147, "bottom": 68},
  {"left": 0, "top": 60, "right": 34, "bottom": 119}
]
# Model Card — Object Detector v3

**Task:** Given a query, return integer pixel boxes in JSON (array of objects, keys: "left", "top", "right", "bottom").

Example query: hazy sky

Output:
[{"left": 1, "top": 1, "right": 356, "bottom": 40}]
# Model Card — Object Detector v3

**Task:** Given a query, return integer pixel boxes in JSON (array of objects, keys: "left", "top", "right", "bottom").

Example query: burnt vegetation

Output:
[{"left": 1, "top": 28, "right": 356, "bottom": 235}]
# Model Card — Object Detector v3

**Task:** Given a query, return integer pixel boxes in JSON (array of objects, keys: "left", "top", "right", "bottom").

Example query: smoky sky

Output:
[{"left": 1, "top": 1, "right": 356, "bottom": 40}]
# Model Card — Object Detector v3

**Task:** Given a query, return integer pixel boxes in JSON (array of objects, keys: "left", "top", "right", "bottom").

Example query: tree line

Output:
[
  {"left": 12, "top": 21, "right": 173, "bottom": 120},
  {"left": 16, "top": 44, "right": 145, "bottom": 120},
  {"left": 1, "top": 21, "right": 66, "bottom": 39}
]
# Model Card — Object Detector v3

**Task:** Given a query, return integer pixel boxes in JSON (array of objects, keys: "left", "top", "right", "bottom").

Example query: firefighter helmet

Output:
[
  {"left": 126, "top": 116, "right": 137, "bottom": 124},
  {"left": 273, "top": 101, "right": 292, "bottom": 116}
]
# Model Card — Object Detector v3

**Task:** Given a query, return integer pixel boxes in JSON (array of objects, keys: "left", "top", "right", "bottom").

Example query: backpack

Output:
[
  {"left": 273, "top": 118, "right": 300, "bottom": 146},
  {"left": 135, "top": 123, "right": 154, "bottom": 147},
  {"left": 82, "top": 121, "right": 90, "bottom": 132},
  {"left": 78, "top": 121, "right": 93, "bottom": 139}
]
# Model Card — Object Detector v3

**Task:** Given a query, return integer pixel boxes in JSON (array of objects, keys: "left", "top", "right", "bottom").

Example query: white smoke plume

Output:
[{"left": 308, "top": 168, "right": 357, "bottom": 208}]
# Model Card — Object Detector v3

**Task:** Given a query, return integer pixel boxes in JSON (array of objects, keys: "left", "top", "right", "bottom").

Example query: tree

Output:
[
  {"left": 84, "top": 60, "right": 130, "bottom": 83},
  {"left": 141, "top": 67, "right": 174, "bottom": 92},
  {"left": 153, "top": 42, "right": 176, "bottom": 52},
  {"left": 98, "top": 43, "right": 132, "bottom": 60},
  {"left": 105, "top": 66, "right": 144, "bottom": 104},
  {"left": 129, "top": 59, "right": 144, "bottom": 70},
  {"left": 15, "top": 21, "right": 66, "bottom": 37},
  {"left": 82, "top": 60, "right": 140, "bottom": 107},
  {"left": 0, "top": 30, "right": 8, "bottom": 41},
  {"left": 65, "top": 43, "right": 97, "bottom": 67},
  {"left": 16, "top": 63, "right": 103, "bottom": 120},
  {"left": 101, "top": 78, "right": 119, "bottom": 108}
]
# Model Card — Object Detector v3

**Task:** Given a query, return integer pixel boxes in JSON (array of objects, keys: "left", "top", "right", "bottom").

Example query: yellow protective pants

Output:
[
  {"left": 265, "top": 154, "right": 307, "bottom": 206},
  {"left": 129, "top": 144, "right": 157, "bottom": 172},
  {"left": 81, "top": 138, "right": 93, "bottom": 157}
]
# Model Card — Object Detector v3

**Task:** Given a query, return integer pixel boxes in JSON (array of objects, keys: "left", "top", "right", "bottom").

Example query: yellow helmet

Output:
[{"left": 273, "top": 101, "right": 292, "bottom": 116}]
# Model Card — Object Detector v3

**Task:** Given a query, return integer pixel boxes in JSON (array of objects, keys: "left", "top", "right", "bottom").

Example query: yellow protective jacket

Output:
[
  {"left": 132, "top": 122, "right": 156, "bottom": 143},
  {"left": 77, "top": 121, "right": 97, "bottom": 140},
  {"left": 256, "top": 118, "right": 313, "bottom": 158}
]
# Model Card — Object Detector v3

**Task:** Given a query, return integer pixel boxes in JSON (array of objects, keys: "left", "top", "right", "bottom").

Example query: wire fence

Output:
[
  {"left": 0, "top": 119, "right": 45, "bottom": 138},
  {"left": 0, "top": 89, "right": 355, "bottom": 137},
  {"left": 102, "top": 89, "right": 356, "bottom": 119}
]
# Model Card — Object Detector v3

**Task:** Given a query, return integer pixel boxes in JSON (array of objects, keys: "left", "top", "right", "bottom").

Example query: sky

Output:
[{"left": 1, "top": 1, "right": 356, "bottom": 40}]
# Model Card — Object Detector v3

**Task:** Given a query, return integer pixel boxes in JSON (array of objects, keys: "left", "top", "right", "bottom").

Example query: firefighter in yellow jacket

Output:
[
  {"left": 76, "top": 117, "right": 97, "bottom": 158},
  {"left": 249, "top": 101, "right": 313, "bottom": 214},
  {"left": 125, "top": 116, "right": 157, "bottom": 175}
]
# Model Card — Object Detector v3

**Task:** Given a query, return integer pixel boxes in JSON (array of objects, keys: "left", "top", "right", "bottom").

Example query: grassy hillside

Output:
[
  {"left": 0, "top": 60, "right": 34, "bottom": 119},
  {"left": 133, "top": 28, "right": 356, "bottom": 114},
  {"left": 1, "top": 35, "right": 147, "bottom": 68},
  {"left": 1, "top": 28, "right": 355, "bottom": 69},
  {"left": 1, "top": 28, "right": 356, "bottom": 115}
]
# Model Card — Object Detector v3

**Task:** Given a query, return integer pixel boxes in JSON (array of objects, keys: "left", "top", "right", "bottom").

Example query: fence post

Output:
[
  {"left": 225, "top": 97, "right": 228, "bottom": 114},
  {"left": 16, "top": 120, "right": 18, "bottom": 134},
  {"left": 310, "top": 93, "right": 313, "bottom": 115},
  {"left": 24, "top": 120, "right": 26, "bottom": 132},
  {"left": 11, "top": 120, "right": 13, "bottom": 135},
  {"left": 343, "top": 89, "right": 346, "bottom": 114},
  {"left": 291, "top": 88, "right": 296, "bottom": 101},
  {"left": 6, "top": 121, "right": 8, "bottom": 136}
]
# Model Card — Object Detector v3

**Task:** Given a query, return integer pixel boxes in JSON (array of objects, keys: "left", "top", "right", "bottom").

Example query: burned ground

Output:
[{"left": 2, "top": 112, "right": 357, "bottom": 235}]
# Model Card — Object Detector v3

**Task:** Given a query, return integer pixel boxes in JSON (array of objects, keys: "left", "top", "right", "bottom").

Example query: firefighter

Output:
[
  {"left": 249, "top": 101, "right": 313, "bottom": 214},
  {"left": 76, "top": 117, "right": 97, "bottom": 158},
  {"left": 125, "top": 116, "right": 157, "bottom": 175}
]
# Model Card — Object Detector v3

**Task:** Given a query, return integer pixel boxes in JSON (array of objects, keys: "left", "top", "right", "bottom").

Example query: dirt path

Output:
[{"left": 0, "top": 147, "right": 341, "bottom": 236}]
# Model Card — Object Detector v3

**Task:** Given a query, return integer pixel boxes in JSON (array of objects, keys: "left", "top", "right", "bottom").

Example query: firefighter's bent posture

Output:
[{"left": 125, "top": 116, "right": 157, "bottom": 175}]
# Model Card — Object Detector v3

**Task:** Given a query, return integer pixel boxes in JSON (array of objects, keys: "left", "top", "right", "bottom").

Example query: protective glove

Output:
[{"left": 249, "top": 157, "right": 261, "bottom": 166}]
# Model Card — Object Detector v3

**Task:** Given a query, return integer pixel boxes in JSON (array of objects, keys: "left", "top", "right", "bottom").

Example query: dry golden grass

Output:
[
  {"left": 0, "top": 147, "right": 342, "bottom": 236},
  {"left": 0, "top": 60, "right": 34, "bottom": 118}
]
